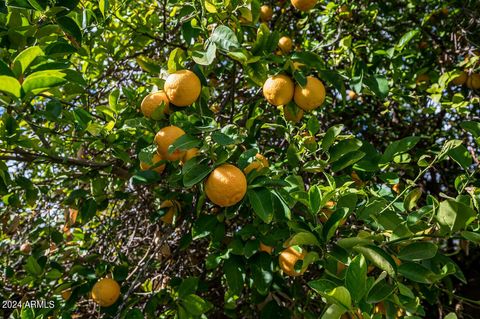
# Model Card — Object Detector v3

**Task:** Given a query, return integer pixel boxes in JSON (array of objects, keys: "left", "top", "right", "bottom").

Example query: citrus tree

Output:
[{"left": 1, "top": 0, "right": 480, "bottom": 318}]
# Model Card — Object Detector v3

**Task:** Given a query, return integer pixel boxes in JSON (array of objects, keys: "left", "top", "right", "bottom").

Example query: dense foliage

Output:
[{"left": 1, "top": 0, "right": 480, "bottom": 318}]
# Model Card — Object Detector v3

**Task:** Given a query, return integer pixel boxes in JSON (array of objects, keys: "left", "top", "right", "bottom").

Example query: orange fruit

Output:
[
  {"left": 283, "top": 105, "right": 304, "bottom": 123},
  {"left": 348, "top": 90, "right": 357, "bottom": 100},
  {"left": 164, "top": 70, "right": 201, "bottom": 106},
  {"left": 279, "top": 246, "right": 307, "bottom": 276},
  {"left": 451, "top": 71, "right": 467, "bottom": 86},
  {"left": 205, "top": 164, "right": 247, "bottom": 207},
  {"left": 259, "top": 5, "right": 273, "bottom": 22},
  {"left": 182, "top": 148, "right": 199, "bottom": 163},
  {"left": 91, "top": 278, "right": 120, "bottom": 307},
  {"left": 61, "top": 288, "right": 72, "bottom": 301},
  {"left": 140, "top": 153, "right": 166, "bottom": 173},
  {"left": 159, "top": 200, "right": 179, "bottom": 224},
  {"left": 263, "top": 74, "right": 295, "bottom": 106},
  {"left": 259, "top": 242, "right": 274, "bottom": 254},
  {"left": 20, "top": 243, "right": 31, "bottom": 254},
  {"left": 294, "top": 76, "right": 326, "bottom": 111},
  {"left": 466, "top": 73, "right": 480, "bottom": 89},
  {"left": 278, "top": 36, "right": 293, "bottom": 53},
  {"left": 140, "top": 91, "right": 170, "bottom": 119},
  {"left": 291, "top": 0, "right": 317, "bottom": 11},
  {"left": 244, "top": 153, "right": 269, "bottom": 174},
  {"left": 415, "top": 74, "right": 430, "bottom": 84},
  {"left": 154, "top": 126, "right": 186, "bottom": 161}
]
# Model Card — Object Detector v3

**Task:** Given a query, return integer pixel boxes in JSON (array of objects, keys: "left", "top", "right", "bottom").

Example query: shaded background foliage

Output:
[{"left": 1, "top": 0, "right": 480, "bottom": 318}]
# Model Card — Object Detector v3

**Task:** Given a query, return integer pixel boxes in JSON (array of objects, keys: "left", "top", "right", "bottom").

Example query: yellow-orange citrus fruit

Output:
[
  {"left": 164, "top": 70, "right": 201, "bottom": 106},
  {"left": 338, "top": 5, "right": 352, "bottom": 19},
  {"left": 392, "top": 255, "right": 402, "bottom": 266},
  {"left": 244, "top": 153, "right": 269, "bottom": 174},
  {"left": 20, "top": 243, "right": 31, "bottom": 254},
  {"left": 374, "top": 301, "right": 386, "bottom": 314},
  {"left": 348, "top": 90, "right": 357, "bottom": 100},
  {"left": 392, "top": 183, "right": 401, "bottom": 194},
  {"left": 140, "top": 153, "right": 166, "bottom": 173},
  {"left": 259, "top": 5, "right": 273, "bottom": 22},
  {"left": 451, "top": 71, "right": 467, "bottom": 86},
  {"left": 160, "top": 200, "right": 179, "bottom": 224},
  {"left": 466, "top": 73, "right": 480, "bottom": 89},
  {"left": 294, "top": 76, "right": 326, "bottom": 111},
  {"left": 279, "top": 246, "right": 307, "bottom": 276},
  {"left": 291, "top": 0, "right": 317, "bottom": 11},
  {"left": 263, "top": 74, "right": 295, "bottom": 106},
  {"left": 61, "top": 288, "right": 72, "bottom": 301},
  {"left": 283, "top": 105, "right": 304, "bottom": 123},
  {"left": 259, "top": 242, "right": 274, "bottom": 254},
  {"left": 336, "top": 261, "right": 347, "bottom": 275},
  {"left": 292, "top": 61, "right": 305, "bottom": 70},
  {"left": 182, "top": 148, "right": 199, "bottom": 163},
  {"left": 91, "top": 278, "right": 120, "bottom": 307},
  {"left": 205, "top": 164, "right": 247, "bottom": 207},
  {"left": 416, "top": 74, "right": 430, "bottom": 84},
  {"left": 278, "top": 36, "right": 293, "bottom": 53},
  {"left": 140, "top": 91, "right": 170, "bottom": 119},
  {"left": 154, "top": 126, "right": 186, "bottom": 161},
  {"left": 418, "top": 41, "right": 428, "bottom": 49}
]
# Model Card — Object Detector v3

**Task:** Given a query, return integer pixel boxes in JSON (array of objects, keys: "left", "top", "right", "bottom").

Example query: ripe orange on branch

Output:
[
  {"left": 279, "top": 246, "right": 307, "bottom": 276},
  {"left": 205, "top": 164, "right": 247, "bottom": 207},
  {"left": 278, "top": 36, "right": 293, "bottom": 54},
  {"left": 164, "top": 70, "right": 201, "bottom": 106},
  {"left": 244, "top": 153, "right": 269, "bottom": 174},
  {"left": 140, "top": 153, "right": 166, "bottom": 173},
  {"left": 140, "top": 91, "right": 170, "bottom": 119},
  {"left": 294, "top": 76, "right": 326, "bottom": 111},
  {"left": 91, "top": 278, "right": 121, "bottom": 307},
  {"left": 263, "top": 74, "right": 294, "bottom": 106},
  {"left": 291, "top": 0, "right": 317, "bottom": 11},
  {"left": 259, "top": 5, "right": 273, "bottom": 22},
  {"left": 154, "top": 125, "right": 186, "bottom": 161}
]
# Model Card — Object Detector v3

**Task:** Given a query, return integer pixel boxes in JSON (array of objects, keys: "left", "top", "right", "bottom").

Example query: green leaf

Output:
[
  {"left": 0, "top": 76, "right": 21, "bottom": 98},
  {"left": 286, "top": 231, "right": 320, "bottom": 247},
  {"left": 366, "top": 279, "right": 395, "bottom": 303},
  {"left": 182, "top": 158, "right": 212, "bottom": 188},
  {"left": 398, "top": 242, "right": 438, "bottom": 261},
  {"left": 178, "top": 277, "right": 199, "bottom": 298},
  {"left": 308, "top": 185, "right": 321, "bottom": 214},
  {"left": 397, "top": 262, "right": 436, "bottom": 284},
  {"left": 364, "top": 75, "right": 389, "bottom": 99},
  {"left": 210, "top": 25, "right": 239, "bottom": 51},
  {"left": 329, "top": 138, "right": 363, "bottom": 162},
  {"left": 307, "top": 116, "right": 320, "bottom": 135},
  {"left": 448, "top": 145, "right": 472, "bottom": 169},
  {"left": 436, "top": 199, "right": 475, "bottom": 233},
  {"left": 380, "top": 136, "right": 421, "bottom": 164},
  {"left": 12, "top": 46, "right": 44, "bottom": 77},
  {"left": 331, "top": 151, "right": 366, "bottom": 172},
  {"left": 169, "top": 134, "right": 201, "bottom": 153},
  {"left": 22, "top": 70, "right": 69, "bottom": 94},
  {"left": 180, "top": 294, "right": 213, "bottom": 316},
  {"left": 326, "top": 286, "right": 351, "bottom": 310},
  {"left": 24, "top": 256, "right": 43, "bottom": 276},
  {"left": 353, "top": 245, "right": 396, "bottom": 277},
  {"left": 192, "top": 215, "right": 218, "bottom": 240},
  {"left": 211, "top": 131, "right": 236, "bottom": 146},
  {"left": 321, "top": 125, "right": 344, "bottom": 151},
  {"left": 345, "top": 254, "right": 367, "bottom": 303},
  {"left": 321, "top": 304, "right": 347, "bottom": 319},
  {"left": 224, "top": 257, "right": 244, "bottom": 295},
  {"left": 460, "top": 121, "right": 480, "bottom": 138},
  {"left": 403, "top": 187, "right": 422, "bottom": 211},
  {"left": 99, "top": 0, "right": 108, "bottom": 18},
  {"left": 248, "top": 188, "right": 273, "bottom": 223},
  {"left": 396, "top": 30, "right": 419, "bottom": 51},
  {"left": 57, "top": 16, "right": 82, "bottom": 44},
  {"left": 192, "top": 41, "right": 216, "bottom": 66}
]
